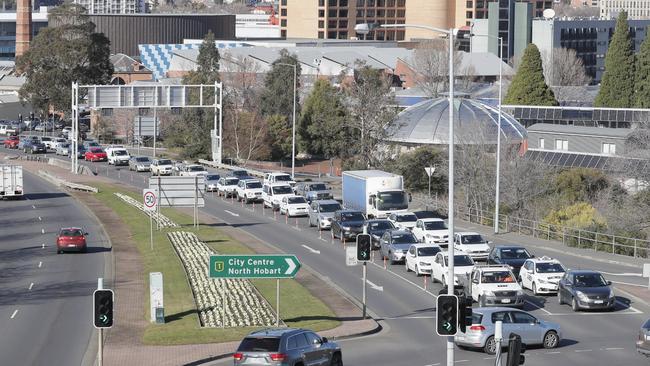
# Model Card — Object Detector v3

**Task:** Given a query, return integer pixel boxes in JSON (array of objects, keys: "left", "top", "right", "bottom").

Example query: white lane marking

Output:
[
  {"left": 41, "top": 243, "right": 45, "bottom": 249},
  {"left": 365, "top": 279, "right": 384, "bottom": 292},
  {"left": 291, "top": 226, "right": 302, "bottom": 232},
  {"left": 616, "top": 300, "right": 642, "bottom": 314},
  {"left": 605, "top": 347, "right": 625, "bottom": 350},
  {"left": 301, "top": 245, "right": 321, "bottom": 254},
  {"left": 31, "top": 205, "right": 36, "bottom": 209},
  {"left": 223, "top": 210, "right": 239, "bottom": 217},
  {"left": 10, "top": 309, "right": 18, "bottom": 319},
  {"left": 38, "top": 216, "right": 42, "bottom": 221},
  {"left": 41, "top": 228, "right": 45, "bottom": 234},
  {"left": 385, "top": 315, "right": 436, "bottom": 320},
  {"left": 455, "top": 361, "right": 469, "bottom": 363},
  {"left": 545, "top": 351, "right": 561, "bottom": 354},
  {"left": 601, "top": 271, "right": 642, "bottom": 277},
  {"left": 368, "top": 261, "right": 437, "bottom": 298},
  {"left": 574, "top": 349, "right": 592, "bottom": 352},
  {"left": 319, "top": 238, "right": 329, "bottom": 243},
  {"left": 611, "top": 280, "right": 647, "bottom": 287},
  {"left": 28, "top": 283, "right": 33, "bottom": 290},
  {"left": 525, "top": 300, "right": 553, "bottom": 315},
  {"left": 424, "top": 363, "right": 441, "bottom": 366},
  {"left": 38, "top": 261, "right": 42, "bottom": 268}
]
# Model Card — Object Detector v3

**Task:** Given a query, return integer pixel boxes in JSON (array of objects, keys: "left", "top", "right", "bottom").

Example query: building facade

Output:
[
  {"left": 73, "top": 0, "right": 145, "bottom": 14},
  {"left": 526, "top": 123, "right": 631, "bottom": 156},
  {"left": 3, "top": 6, "right": 48, "bottom": 60},
  {"left": 599, "top": 0, "right": 650, "bottom": 19}
]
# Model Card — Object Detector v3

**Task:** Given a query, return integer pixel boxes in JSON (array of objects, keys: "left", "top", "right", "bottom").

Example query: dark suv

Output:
[
  {"left": 234, "top": 328, "right": 342, "bottom": 366},
  {"left": 487, "top": 245, "right": 533, "bottom": 278},
  {"left": 331, "top": 210, "right": 365, "bottom": 240}
]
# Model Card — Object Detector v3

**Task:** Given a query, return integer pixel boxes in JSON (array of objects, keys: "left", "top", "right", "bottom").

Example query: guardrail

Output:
[
  {"left": 197, "top": 159, "right": 266, "bottom": 178},
  {"left": 37, "top": 170, "right": 98, "bottom": 193}
]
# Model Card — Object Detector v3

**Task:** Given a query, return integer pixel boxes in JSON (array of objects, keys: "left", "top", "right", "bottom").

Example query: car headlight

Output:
[
  {"left": 419, "top": 261, "right": 430, "bottom": 266},
  {"left": 608, "top": 289, "right": 615, "bottom": 299},
  {"left": 341, "top": 226, "right": 351, "bottom": 231},
  {"left": 538, "top": 278, "right": 549, "bottom": 284},
  {"left": 516, "top": 290, "right": 524, "bottom": 297},
  {"left": 576, "top": 291, "right": 589, "bottom": 302},
  {"left": 483, "top": 290, "right": 495, "bottom": 297}
]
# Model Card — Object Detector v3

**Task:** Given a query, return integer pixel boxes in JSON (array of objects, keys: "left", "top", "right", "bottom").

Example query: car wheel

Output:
[
  {"left": 415, "top": 265, "right": 420, "bottom": 276},
  {"left": 484, "top": 336, "right": 497, "bottom": 354},
  {"left": 532, "top": 282, "right": 538, "bottom": 295},
  {"left": 330, "top": 353, "right": 343, "bottom": 366},
  {"left": 571, "top": 297, "right": 580, "bottom": 312},
  {"left": 543, "top": 330, "right": 559, "bottom": 349},
  {"left": 57, "top": 249, "right": 62, "bottom": 254},
  {"left": 557, "top": 292, "right": 564, "bottom": 305}
]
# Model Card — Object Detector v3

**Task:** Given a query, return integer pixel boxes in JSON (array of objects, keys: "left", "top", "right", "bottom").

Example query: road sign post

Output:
[
  {"left": 143, "top": 189, "right": 158, "bottom": 250},
  {"left": 425, "top": 166, "right": 436, "bottom": 198}
]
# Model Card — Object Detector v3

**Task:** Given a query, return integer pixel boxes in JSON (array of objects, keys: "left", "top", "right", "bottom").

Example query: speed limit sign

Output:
[{"left": 143, "top": 189, "right": 158, "bottom": 212}]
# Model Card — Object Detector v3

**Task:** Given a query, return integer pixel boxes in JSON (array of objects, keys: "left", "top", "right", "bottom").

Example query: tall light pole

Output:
[
  {"left": 277, "top": 62, "right": 297, "bottom": 179},
  {"left": 356, "top": 22, "right": 456, "bottom": 366},
  {"left": 467, "top": 33, "right": 504, "bottom": 234}
]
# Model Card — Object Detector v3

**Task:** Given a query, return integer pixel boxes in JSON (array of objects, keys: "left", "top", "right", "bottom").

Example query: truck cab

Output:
[{"left": 466, "top": 265, "right": 525, "bottom": 308}]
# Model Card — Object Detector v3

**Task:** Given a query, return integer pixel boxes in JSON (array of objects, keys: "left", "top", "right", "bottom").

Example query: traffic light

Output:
[
  {"left": 436, "top": 294, "right": 458, "bottom": 336},
  {"left": 506, "top": 333, "right": 526, "bottom": 366},
  {"left": 458, "top": 296, "right": 473, "bottom": 333},
  {"left": 93, "top": 289, "right": 114, "bottom": 329},
  {"left": 356, "top": 234, "right": 371, "bottom": 261}
]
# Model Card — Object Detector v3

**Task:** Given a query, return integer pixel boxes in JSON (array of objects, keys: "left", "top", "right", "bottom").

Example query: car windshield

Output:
[
  {"left": 319, "top": 203, "right": 341, "bottom": 213},
  {"left": 461, "top": 234, "right": 486, "bottom": 244},
  {"left": 376, "top": 191, "right": 408, "bottom": 211},
  {"left": 444, "top": 255, "right": 474, "bottom": 267},
  {"left": 536, "top": 262, "right": 565, "bottom": 273},
  {"left": 310, "top": 183, "right": 327, "bottom": 190},
  {"left": 246, "top": 181, "right": 262, "bottom": 189},
  {"left": 114, "top": 150, "right": 128, "bottom": 156},
  {"left": 60, "top": 229, "right": 83, "bottom": 237},
  {"left": 341, "top": 212, "right": 364, "bottom": 221},
  {"left": 90, "top": 148, "right": 103, "bottom": 153},
  {"left": 272, "top": 186, "right": 293, "bottom": 194},
  {"left": 574, "top": 273, "right": 608, "bottom": 287},
  {"left": 396, "top": 214, "right": 418, "bottom": 222},
  {"left": 392, "top": 233, "right": 418, "bottom": 244},
  {"left": 41, "top": 137, "right": 51, "bottom": 141},
  {"left": 369, "top": 221, "right": 394, "bottom": 230},
  {"left": 225, "top": 178, "right": 239, "bottom": 185},
  {"left": 500, "top": 248, "right": 532, "bottom": 259},
  {"left": 288, "top": 196, "right": 307, "bottom": 204},
  {"left": 481, "top": 271, "right": 517, "bottom": 283},
  {"left": 87, "top": 142, "right": 100, "bottom": 146},
  {"left": 188, "top": 166, "right": 205, "bottom": 172},
  {"left": 417, "top": 247, "right": 441, "bottom": 256},
  {"left": 237, "top": 337, "right": 280, "bottom": 352},
  {"left": 158, "top": 159, "right": 172, "bottom": 165},
  {"left": 233, "top": 170, "right": 248, "bottom": 177},
  {"left": 274, "top": 175, "right": 292, "bottom": 182},
  {"left": 136, "top": 157, "right": 150, "bottom": 162},
  {"left": 206, "top": 175, "right": 220, "bottom": 181},
  {"left": 61, "top": 143, "right": 70, "bottom": 148},
  {"left": 424, "top": 221, "right": 447, "bottom": 230}
]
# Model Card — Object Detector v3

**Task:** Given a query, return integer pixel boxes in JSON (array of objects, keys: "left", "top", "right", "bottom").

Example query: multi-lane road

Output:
[
  {"left": 3, "top": 146, "right": 650, "bottom": 366},
  {"left": 0, "top": 170, "right": 110, "bottom": 366}
]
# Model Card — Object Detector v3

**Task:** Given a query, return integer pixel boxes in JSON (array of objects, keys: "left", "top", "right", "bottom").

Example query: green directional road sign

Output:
[{"left": 209, "top": 255, "right": 301, "bottom": 279}]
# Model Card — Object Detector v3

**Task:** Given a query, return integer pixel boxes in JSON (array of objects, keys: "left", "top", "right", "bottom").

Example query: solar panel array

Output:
[{"left": 524, "top": 150, "right": 650, "bottom": 174}]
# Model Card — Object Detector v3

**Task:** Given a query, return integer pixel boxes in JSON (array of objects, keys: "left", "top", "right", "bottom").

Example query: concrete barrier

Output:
[{"left": 37, "top": 170, "right": 99, "bottom": 193}]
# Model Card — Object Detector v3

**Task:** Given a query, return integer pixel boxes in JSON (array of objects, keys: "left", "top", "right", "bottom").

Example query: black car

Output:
[
  {"left": 364, "top": 219, "right": 396, "bottom": 249},
  {"left": 487, "top": 245, "right": 533, "bottom": 278},
  {"left": 25, "top": 141, "right": 46, "bottom": 154},
  {"left": 331, "top": 210, "right": 366, "bottom": 240},
  {"left": 230, "top": 169, "right": 254, "bottom": 180},
  {"left": 558, "top": 270, "right": 615, "bottom": 311},
  {"left": 413, "top": 210, "right": 447, "bottom": 220}
]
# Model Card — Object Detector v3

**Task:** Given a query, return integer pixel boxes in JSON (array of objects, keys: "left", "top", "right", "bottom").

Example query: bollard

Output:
[
  {"left": 384, "top": 257, "right": 387, "bottom": 270},
  {"left": 423, "top": 275, "right": 427, "bottom": 291},
  {"left": 319, "top": 227, "right": 322, "bottom": 239},
  {"left": 241, "top": 198, "right": 244, "bottom": 208},
  {"left": 262, "top": 202, "right": 265, "bottom": 215},
  {"left": 286, "top": 213, "right": 288, "bottom": 225},
  {"left": 274, "top": 210, "right": 277, "bottom": 221},
  {"left": 295, "top": 217, "right": 298, "bottom": 228},
  {"left": 253, "top": 201, "right": 255, "bottom": 211}
]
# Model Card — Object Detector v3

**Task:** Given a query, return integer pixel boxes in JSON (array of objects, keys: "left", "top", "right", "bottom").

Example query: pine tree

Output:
[
  {"left": 595, "top": 11, "right": 635, "bottom": 107},
  {"left": 504, "top": 43, "right": 557, "bottom": 106},
  {"left": 635, "top": 28, "right": 650, "bottom": 107}
]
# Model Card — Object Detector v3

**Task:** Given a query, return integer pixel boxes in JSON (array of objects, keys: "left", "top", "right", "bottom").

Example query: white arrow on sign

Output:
[
  {"left": 301, "top": 244, "right": 321, "bottom": 254},
  {"left": 224, "top": 210, "right": 240, "bottom": 217},
  {"left": 285, "top": 258, "right": 297, "bottom": 275},
  {"left": 365, "top": 279, "right": 383, "bottom": 292}
]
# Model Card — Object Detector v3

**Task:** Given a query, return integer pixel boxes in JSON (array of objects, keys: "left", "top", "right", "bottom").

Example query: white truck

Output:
[
  {"left": 342, "top": 170, "right": 409, "bottom": 219},
  {"left": 0, "top": 165, "right": 23, "bottom": 199},
  {"left": 462, "top": 265, "right": 525, "bottom": 308}
]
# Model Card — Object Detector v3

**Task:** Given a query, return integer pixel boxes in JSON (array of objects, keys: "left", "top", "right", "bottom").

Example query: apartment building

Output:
[
  {"left": 73, "top": 0, "right": 145, "bottom": 14},
  {"left": 600, "top": 0, "right": 650, "bottom": 19}
]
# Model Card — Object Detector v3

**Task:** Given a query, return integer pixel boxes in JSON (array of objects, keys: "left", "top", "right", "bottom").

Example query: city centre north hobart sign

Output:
[{"left": 210, "top": 255, "right": 301, "bottom": 279}]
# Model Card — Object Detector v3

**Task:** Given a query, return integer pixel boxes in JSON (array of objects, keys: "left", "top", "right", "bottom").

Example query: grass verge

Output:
[{"left": 94, "top": 183, "right": 339, "bottom": 345}]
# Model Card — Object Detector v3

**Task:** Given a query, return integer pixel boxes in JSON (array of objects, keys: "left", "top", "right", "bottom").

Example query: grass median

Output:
[{"left": 94, "top": 183, "right": 339, "bottom": 345}]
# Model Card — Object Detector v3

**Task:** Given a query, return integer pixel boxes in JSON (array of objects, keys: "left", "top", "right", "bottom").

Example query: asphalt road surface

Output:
[{"left": 0, "top": 170, "right": 110, "bottom": 366}]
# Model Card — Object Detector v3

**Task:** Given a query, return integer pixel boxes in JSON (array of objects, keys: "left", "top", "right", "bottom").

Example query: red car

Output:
[
  {"left": 3, "top": 136, "right": 19, "bottom": 149},
  {"left": 56, "top": 227, "right": 88, "bottom": 253},
  {"left": 85, "top": 147, "right": 107, "bottom": 162}
]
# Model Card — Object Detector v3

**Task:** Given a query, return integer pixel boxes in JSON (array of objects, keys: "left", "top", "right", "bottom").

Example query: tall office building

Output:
[
  {"left": 486, "top": 0, "right": 532, "bottom": 61},
  {"left": 278, "top": 0, "right": 449, "bottom": 41},
  {"left": 600, "top": 0, "right": 650, "bottom": 19},
  {"left": 73, "top": 0, "right": 145, "bottom": 14}
]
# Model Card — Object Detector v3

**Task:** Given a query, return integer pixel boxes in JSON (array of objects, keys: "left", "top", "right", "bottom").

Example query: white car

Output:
[
  {"left": 469, "top": 265, "right": 525, "bottom": 308},
  {"left": 106, "top": 147, "right": 130, "bottom": 166},
  {"left": 151, "top": 158, "right": 174, "bottom": 176},
  {"left": 55, "top": 142, "right": 70, "bottom": 155},
  {"left": 235, "top": 179, "right": 263, "bottom": 203},
  {"left": 412, "top": 218, "right": 449, "bottom": 246},
  {"left": 519, "top": 257, "right": 566, "bottom": 295},
  {"left": 263, "top": 171, "right": 296, "bottom": 187},
  {"left": 405, "top": 243, "right": 442, "bottom": 276},
  {"left": 388, "top": 212, "right": 419, "bottom": 231},
  {"left": 279, "top": 195, "right": 310, "bottom": 217},
  {"left": 40, "top": 136, "right": 57, "bottom": 150},
  {"left": 454, "top": 232, "right": 491, "bottom": 261},
  {"left": 179, "top": 164, "right": 208, "bottom": 177},
  {"left": 262, "top": 183, "right": 294, "bottom": 210},
  {"left": 217, "top": 177, "right": 239, "bottom": 197},
  {"left": 431, "top": 251, "right": 475, "bottom": 285}
]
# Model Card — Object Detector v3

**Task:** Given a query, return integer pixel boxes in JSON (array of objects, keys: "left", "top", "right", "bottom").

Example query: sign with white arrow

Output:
[{"left": 209, "top": 255, "right": 301, "bottom": 279}]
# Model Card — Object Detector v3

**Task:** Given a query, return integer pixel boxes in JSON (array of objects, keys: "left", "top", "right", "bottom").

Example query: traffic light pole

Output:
[
  {"left": 362, "top": 262, "right": 367, "bottom": 319},
  {"left": 97, "top": 278, "right": 104, "bottom": 366}
]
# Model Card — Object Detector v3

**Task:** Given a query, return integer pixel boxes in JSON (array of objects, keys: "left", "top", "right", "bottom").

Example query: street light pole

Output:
[
  {"left": 277, "top": 63, "right": 297, "bottom": 179},
  {"left": 494, "top": 37, "right": 503, "bottom": 234}
]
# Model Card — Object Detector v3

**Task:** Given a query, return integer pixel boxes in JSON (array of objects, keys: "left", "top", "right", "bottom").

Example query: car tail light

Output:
[
  {"left": 469, "top": 325, "right": 485, "bottom": 332},
  {"left": 270, "top": 353, "right": 287, "bottom": 361},
  {"left": 233, "top": 353, "right": 243, "bottom": 361}
]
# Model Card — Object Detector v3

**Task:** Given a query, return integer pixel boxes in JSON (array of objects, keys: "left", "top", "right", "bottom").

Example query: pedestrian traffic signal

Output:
[
  {"left": 93, "top": 289, "right": 114, "bottom": 329},
  {"left": 458, "top": 296, "right": 473, "bottom": 333},
  {"left": 506, "top": 333, "right": 526, "bottom": 366},
  {"left": 436, "top": 294, "right": 458, "bottom": 336},
  {"left": 356, "top": 234, "right": 371, "bottom": 261}
]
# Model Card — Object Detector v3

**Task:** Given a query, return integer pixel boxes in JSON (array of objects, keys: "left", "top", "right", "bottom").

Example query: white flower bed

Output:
[
  {"left": 114, "top": 192, "right": 178, "bottom": 228},
  {"left": 167, "top": 231, "right": 277, "bottom": 328}
]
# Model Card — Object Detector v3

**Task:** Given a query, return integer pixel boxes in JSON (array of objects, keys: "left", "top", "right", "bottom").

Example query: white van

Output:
[
  {"left": 105, "top": 147, "right": 131, "bottom": 166},
  {"left": 263, "top": 172, "right": 296, "bottom": 187}
]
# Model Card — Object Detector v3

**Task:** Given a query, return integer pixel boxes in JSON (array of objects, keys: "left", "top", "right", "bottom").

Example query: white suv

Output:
[
  {"left": 454, "top": 232, "right": 491, "bottom": 261},
  {"left": 106, "top": 147, "right": 130, "bottom": 166},
  {"left": 263, "top": 172, "right": 296, "bottom": 187},
  {"left": 150, "top": 158, "right": 174, "bottom": 176},
  {"left": 262, "top": 183, "right": 294, "bottom": 211},
  {"left": 411, "top": 218, "right": 449, "bottom": 246},
  {"left": 236, "top": 179, "right": 263, "bottom": 203},
  {"left": 468, "top": 265, "right": 525, "bottom": 308},
  {"left": 519, "top": 256, "right": 566, "bottom": 295}
]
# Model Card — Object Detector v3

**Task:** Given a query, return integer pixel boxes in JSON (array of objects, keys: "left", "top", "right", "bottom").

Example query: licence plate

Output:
[
  {"left": 594, "top": 300, "right": 604, "bottom": 304},
  {"left": 68, "top": 244, "right": 77, "bottom": 247},
  {"left": 501, "top": 299, "right": 511, "bottom": 303}
]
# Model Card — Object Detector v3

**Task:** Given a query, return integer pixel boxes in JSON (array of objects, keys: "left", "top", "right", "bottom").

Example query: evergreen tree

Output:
[
  {"left": 635, "top": 28, "right": 650, "bottom": 107},
  {"left": 504, "top": 43, "right": 557, "bottom": 106},
  {"left": 595, "top": 11, "right": 635, "bottom": 107},
  {"left": 260, "top": 49, "right": 301, "bottom": 120}
]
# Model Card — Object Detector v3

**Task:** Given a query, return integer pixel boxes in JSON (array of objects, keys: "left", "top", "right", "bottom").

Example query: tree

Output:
[
  {"left": 595, "top": 11, "right": 635, "bottom": 107},
  {"left": 383, "top": 147, "right": 447, "bottom": 192},
  {"left": 554, "top": 168, "right": 609, "bottom": 204},
  {"left": 542, "top": 48, "right": 591, "bottom": 86},
  {"left": 635, "top": 30, "right": 650, "bottom": 107},
  {"left": 16, "top": 4, "right": 113, "bottom": 115},
  {"left": 267, "top": 114, "right": 292, "bottom": 159},
  {"left": 298, "top": 79, "right": 349, "bottom": 158},
  {"left": 543, "top": 202, "right": 606, "bottom": 230},
  {"left": 504, "top": 43, "right": 557, "bottom": 106},
  {"left": 409, "top": 39, "right": 463, "bottom": 97}
]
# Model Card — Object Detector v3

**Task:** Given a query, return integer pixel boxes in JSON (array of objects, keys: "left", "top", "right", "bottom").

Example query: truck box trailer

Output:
[
  {"left": 0, "top": 165, "right": 23, "bottom": 198},
  {"left": 342, "top": 170, "right": 409, "bottom": 218}
]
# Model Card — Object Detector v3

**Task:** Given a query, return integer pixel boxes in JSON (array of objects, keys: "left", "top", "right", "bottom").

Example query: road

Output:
[
  {"left": 7, "top": 148, "right": 650, "bottom": 366},
  {"left": 0, "top": 170, "right": 110, "bottom": 366}
]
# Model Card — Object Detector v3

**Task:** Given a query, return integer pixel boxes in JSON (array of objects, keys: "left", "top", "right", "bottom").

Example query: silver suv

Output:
[
  {"left": 308, "top": 199, "right": 342, "bottom": 230},
  {"left": 234, "top": 328, "right": 343, "bottom": 366}
]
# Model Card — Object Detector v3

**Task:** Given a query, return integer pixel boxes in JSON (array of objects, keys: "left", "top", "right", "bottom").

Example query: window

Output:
[
  {"left": 491, "top": 311, "right": 512, "bottom": 323},
  {"left": 511, "top": 311, "right": 536, "bottom": 324},
  {"left": 602, "top": 142, "right": 616, "bottom": 155},
  {"left": 555, "top": 139, "right": 568, "bottom": 151},
  {"left": 281, "top": 8, "right": 287, "bottom": 16},
  {"left": 467, "top": 0, "right": 473, "bottom": 7},
  {"left": 319, "top": 20, "right": 324, "bottom": 28},
  {"left": 319, "top": 0, "right": 325, "bottom": 5},
  {"left": 539, "top": 138, "right": 545, "bottom": 149},
  {"left": 466, "top": 11, "right": 473, "bottom": 18},
  {"left": 281, "top": 19, "right": 287, "bottom": 27},
  {"left": 319, "top": 9, "right": 325, "bottom": 17}
]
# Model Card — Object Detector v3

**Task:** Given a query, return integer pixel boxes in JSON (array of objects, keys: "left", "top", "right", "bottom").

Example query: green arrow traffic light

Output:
[
  {"left": 436, "top": 295, "right": 458, "bottom": 336},
  {"left": 93, "top": 289, "right": 114, "bottom": 329},
  {"left": 356, "top": 234, "right": 371, "bottom": 262}
]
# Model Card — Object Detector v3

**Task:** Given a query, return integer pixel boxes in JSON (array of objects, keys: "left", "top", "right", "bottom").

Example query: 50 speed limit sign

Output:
[{"left": 143, "top": 189, "right": 158, "bottom": 212}]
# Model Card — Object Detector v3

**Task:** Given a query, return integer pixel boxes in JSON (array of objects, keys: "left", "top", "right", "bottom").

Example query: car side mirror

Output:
[
  {"left": 472, "top": 279, "right": 479, "bottom": 284},
  {"left": 84, "top": 232, "right": 89, "bottom": 236},
  {"left": 530, "top": 254, "right": 536, "bottom": 258},
  {"left": 607, "top": 281, "right": 612, "bottom": 286},
  {"left": 322, "top": 337, "right": 328, "bottom": 343}
]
